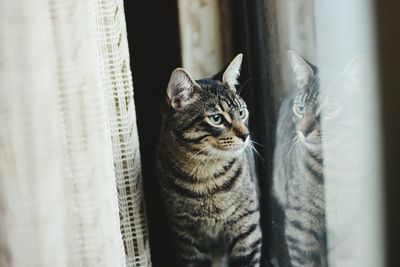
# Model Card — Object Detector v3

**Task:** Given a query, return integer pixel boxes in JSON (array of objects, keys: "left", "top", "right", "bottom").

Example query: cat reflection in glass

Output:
[
  {"left": 272, "top": 49, "right": 369, "bottom": 267},
  {"left": 273, "top": 51, "right": 329, "bottom": 267}
]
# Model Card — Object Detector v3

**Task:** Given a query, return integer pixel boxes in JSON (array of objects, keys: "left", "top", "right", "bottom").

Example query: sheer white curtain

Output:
[{"left": 0, "top": 0, "right": 151, "bottom": 266}]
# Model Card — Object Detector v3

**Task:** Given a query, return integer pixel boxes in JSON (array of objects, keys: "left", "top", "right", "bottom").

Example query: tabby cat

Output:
[
  {"left": 156, "top": 54, "right": 262, "bottom": 267},
  {"left": 273, "top": 51, "right": 328, "bottom": 267}
]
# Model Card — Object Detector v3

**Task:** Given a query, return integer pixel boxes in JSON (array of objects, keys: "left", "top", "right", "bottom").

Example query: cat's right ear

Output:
[
  {"left": 222, "top": 53, "right": 243, "bottom": 92},
  {"left": 287, "top": 50, "right": 314, "bottom": 90},
  {"left": 342, "top": 55, "right": 372, "bottom": 92},
  {"left": 167, "top": 68, "right": 201, "bottom": 111}
]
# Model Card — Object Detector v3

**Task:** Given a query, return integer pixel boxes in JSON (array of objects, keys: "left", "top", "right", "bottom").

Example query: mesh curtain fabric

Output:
[{"left": 0, "top": 0, "right": 151, "bottom": 266}]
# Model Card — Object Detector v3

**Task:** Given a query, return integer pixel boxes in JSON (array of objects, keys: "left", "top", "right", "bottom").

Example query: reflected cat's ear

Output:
[
  {"left": 167, "top": 68, "right": 201, "bottom": 110},
  {"left": 287, "top": 50, "right": 314, "bottom": 90},
  {"left": 222, "top": 53, "right": 243, "bottom": 92},
  {"left": 342, "top": 55, "right": 372, "bottom": 92}
]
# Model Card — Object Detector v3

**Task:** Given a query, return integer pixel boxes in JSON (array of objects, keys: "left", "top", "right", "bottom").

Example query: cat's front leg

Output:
[
  {"left": 171, "top": 225, "right": 212, "bottom": 267},
  {"left": 227, "top": 222, "right": 262, "bottom": 267},
  {"left": 176, "top": 242, "right": 212, "bottom": 267},
  {"left": 284, "top": 214, "right": 327, "bottom": 267}
]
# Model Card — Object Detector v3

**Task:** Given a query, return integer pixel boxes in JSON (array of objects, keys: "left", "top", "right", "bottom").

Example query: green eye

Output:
[
  {"left": 239, "top": 108, "right": 247, "bottom": 119},
  {"left": 293, "top": 103, "right": 305, "bottom": 117},
  {"left": 209, "top": 114, "right": 223, "bottom": 125}
]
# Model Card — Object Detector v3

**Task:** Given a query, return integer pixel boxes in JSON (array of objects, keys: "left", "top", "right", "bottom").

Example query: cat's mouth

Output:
[
  {"left": 297, "top": 131, "right": 322, "bottom": 144},
  {"left": 218, "top": 144, "right": 245, "bottom": 151},
  {"left": 204, "top": 137, "right": 249, "bottom": 158},
  {"left": 213, "top": 138, "right": 249, "bottom": 153}
]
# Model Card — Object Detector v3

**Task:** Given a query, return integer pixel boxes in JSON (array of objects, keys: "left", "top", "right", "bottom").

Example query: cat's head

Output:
[
  {"left": 288, "top": 51, "right": 340, "bottom": 147},
  {"left": 165, "top": 54, "right": 249, "bottom": 158},
  {"left": 287, "top": 51, "right": 369, "bottom": 148}
]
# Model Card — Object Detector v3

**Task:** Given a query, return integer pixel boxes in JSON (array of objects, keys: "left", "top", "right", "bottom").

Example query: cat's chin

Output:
[
  {"left": 211, "top": 145, "right": 247, "bottom": 158},
  {"left": 217, "top": 149, "right": 244, "bottom": 159},
  {"left": 303, "top": 138, "right": 321, "bottom": 145}
]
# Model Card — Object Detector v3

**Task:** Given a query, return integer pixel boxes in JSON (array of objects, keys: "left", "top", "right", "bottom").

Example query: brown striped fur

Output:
[{"left": 156, "top": 55, "right": 262, "bottom": 267}]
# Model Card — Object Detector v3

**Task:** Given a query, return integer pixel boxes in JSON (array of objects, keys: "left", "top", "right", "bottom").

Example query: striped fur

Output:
[
  {"left": 273, "top": 52, "right": 328, "bottom": 267},
  {"left": 156, "top": 64, "right": 261, "bottom": 267}
]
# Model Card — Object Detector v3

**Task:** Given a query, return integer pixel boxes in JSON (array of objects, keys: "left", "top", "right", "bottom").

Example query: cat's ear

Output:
[
  {"left": 167, "top": 68, "right": 201, "bottom": 110},
  {"left": 287, "top": 50, "right": 314, "bottom": 90},
  {"left": 222, "top": 53, "right": 243, "bottom": 92}
]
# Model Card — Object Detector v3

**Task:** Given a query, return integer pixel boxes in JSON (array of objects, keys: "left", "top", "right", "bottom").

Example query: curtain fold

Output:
[
  {"left": 178, "top": 0, "right": 228, "bottom": 78},
  {"left": 0, "top": 0, "right": 150, "bottom": 266},
  {"left": 94, "top": 0, "right": 151, "bottom": 266}
]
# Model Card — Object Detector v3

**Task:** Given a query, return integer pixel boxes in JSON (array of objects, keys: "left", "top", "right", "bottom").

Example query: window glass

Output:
[{"left": 270, "top": 0, "right": 385, "bottom": 266}]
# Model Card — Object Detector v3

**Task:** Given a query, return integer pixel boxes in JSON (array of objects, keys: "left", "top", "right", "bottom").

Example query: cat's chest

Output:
[
  {"left": 189, "top": 191, "right": 238, "bottom": 217},
  {"left": 202, "top": 223, "right": 226, "bottom": 242},
  {"left": 195, "top": 200, "right": 236, "bottom": 236}
]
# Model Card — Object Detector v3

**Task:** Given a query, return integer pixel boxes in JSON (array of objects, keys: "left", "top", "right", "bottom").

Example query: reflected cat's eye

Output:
[
  {"left": 293, "top": 103, "right": 305, "bottom": 117},
  {"left": 209, "top": 114, "right": 223, "bottom": 125},
  {"left": 323, "top": 105, "right": 341, "bottom": 119}
]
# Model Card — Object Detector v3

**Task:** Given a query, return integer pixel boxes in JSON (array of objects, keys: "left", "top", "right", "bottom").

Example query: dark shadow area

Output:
[
  {"left": 234, "top": 1, "right": 284, "bottom": 266},
  {"left": 124, "top": 1, "right": 181, "bottom": 266}
]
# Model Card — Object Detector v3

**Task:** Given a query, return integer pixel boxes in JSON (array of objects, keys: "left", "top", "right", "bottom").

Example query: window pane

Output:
[
  {"left": 270, "top": 0, "right": 385, "bottom": 266},
  {"left": 315, "top": 1, "right": 385, "bottom": 266}
]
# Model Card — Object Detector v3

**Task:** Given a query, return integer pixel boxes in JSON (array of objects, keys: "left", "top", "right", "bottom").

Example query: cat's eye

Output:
[
  {"left": 208, "top": 114, "right": 223, "bottom": 125},
  {"left": 239, "top": 108, "right": 247, "bottom": 120},
  {"left": 293, "top": 103, "right": 305, "bottom": 117}
]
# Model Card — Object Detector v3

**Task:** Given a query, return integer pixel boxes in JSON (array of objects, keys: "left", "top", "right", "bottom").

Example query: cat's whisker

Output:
[
  {"left": 250, "top": 140, "right": 264, "bottom": 147},
  {"left": 190, "top": 150, "right": 214, "bottom": 177},
  {"left": 281, "top": 134, "right": 299, "bottom": 147},
  {"left": 188, "top": 146, "right": 210, "bottom": 161},
  {"left": 249, "top": 142, "right": 265, "bottom": 163},
  {"left": 321, "top": 131, "right": 360, "bottom": 145},
  {"left": 206, "top": 150, "right": 218, "bottom": 165},
  {"left": 286, "top": 136, "right": 300, "bottom": 158},
  {"left": 189, "top": 151, "right": 208, "bottom": 176},
  {"left": 191, "top": 148, "right": 220, "bottom": 177},
  {"left": 237, "top": 78, "right": 252, "bottom": 95},
  {"left": 323, "top": 140, "right": 345, "bottom": 156}
]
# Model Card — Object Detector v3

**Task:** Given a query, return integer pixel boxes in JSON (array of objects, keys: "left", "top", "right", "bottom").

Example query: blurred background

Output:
[{"left": 1, "top": 0, "right": 399, "bottom": 266}]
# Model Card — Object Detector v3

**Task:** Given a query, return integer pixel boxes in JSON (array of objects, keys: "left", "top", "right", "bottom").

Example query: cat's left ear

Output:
[
  {"left": 167, "top": 68, "right": 201, "bottom": 111},
  {"left": 222, "top": 53, "right": 243, "bottom": 93}
]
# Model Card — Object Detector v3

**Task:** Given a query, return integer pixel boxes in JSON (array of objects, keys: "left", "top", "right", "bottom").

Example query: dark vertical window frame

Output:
[
  {"left": 124, "top": 1, "right": 182, "bottom": 266},
  {"left": 234, "top": 1, "right": 287, "bottom": 266},
  {"left": 374, "top": 1, "right": 400, "bottom": 267}
]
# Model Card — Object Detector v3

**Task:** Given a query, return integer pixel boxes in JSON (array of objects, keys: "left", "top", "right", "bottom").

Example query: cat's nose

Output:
[
  {"left": 300, "top": 114, "right": 316, "bottom": 137},
  {"left": 300, "top": 127, "right": 313, "bottom": 137},
  {"left": 238, "top": 132, "right": 249, "bottom": 142},
  {"left": 233, "top": 121, "right": 249, "bottom": 142}
]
